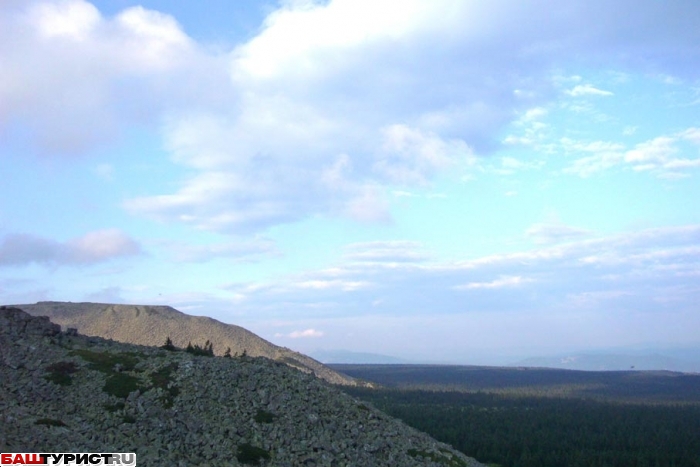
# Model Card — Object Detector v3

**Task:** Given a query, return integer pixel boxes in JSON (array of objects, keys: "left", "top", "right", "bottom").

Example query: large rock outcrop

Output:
[{"left": 0, "top": 306, "right": 486, "bottom": 466}]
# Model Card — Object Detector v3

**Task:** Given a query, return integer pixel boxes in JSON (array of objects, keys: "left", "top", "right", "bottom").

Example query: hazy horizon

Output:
[{"left": 2, "top": 1, "right": 700, "bottom": 364}]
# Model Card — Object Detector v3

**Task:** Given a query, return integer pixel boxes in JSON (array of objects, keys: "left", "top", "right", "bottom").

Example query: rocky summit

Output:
[{"left": 0, "top": 307, "right": 486, "bottom": 466}]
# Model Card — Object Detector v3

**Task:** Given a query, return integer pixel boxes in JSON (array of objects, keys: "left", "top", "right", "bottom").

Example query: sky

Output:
[{"left": 1, "top": 0, "right": 700, "bottom": 364}]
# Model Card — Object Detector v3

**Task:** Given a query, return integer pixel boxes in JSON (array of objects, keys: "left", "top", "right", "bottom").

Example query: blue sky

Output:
[{"left": 1, "top": 0, "right": 700, "bottom": 363}]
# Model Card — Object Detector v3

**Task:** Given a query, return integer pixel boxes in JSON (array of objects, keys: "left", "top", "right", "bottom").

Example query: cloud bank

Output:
[
  {"left": 4, "top": 0, "right": 700, "bottom": 235},
  {"left": 0, "top": 229, "right": 142, "bottom": 267}
]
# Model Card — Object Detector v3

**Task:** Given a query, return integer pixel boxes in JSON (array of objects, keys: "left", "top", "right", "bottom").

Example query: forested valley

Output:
[{"left": 335, "top": 365, "right": 700, "bottom": 467}]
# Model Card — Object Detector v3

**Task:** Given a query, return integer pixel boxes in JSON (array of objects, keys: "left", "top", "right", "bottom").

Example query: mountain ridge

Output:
[{"left": 14, "top": 301, "right": 360, "bottom": 386}]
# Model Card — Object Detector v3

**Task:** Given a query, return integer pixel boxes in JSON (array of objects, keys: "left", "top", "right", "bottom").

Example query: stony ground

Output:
[{"left": 0, "top": 307, "right": 486, "bottom": 467}]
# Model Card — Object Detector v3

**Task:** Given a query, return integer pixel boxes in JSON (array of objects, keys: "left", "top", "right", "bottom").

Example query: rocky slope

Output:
[
  {"left": 0, "top": 306, "right": 485, "bottom": 466},
  {"left": 15, "top": 302, "right": 357, "bottom": 386}
]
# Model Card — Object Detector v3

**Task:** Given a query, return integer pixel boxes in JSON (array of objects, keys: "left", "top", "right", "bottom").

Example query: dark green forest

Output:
[{"left": 335, "top": 365, "right": 700, "bottom": 467}]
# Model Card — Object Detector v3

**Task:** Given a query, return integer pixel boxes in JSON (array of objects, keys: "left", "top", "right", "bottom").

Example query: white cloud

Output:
[
  {"left": 523, "top": 107, "right": 548, "bottom": 120},
  {"left": 343, "top": 241, "right": 429, "bottom": 264},
  {"left": 0, "top": 0, "right": 210, "bottom": 154},
  {"left": 375, "top": 124, "right": 472, "bottom": 185},
  {"left": 566, "top": 84, "right": 614, "bottom": 97},
  {"left": 456, "top": 275, "right": 530, "bottom": 290},
  {"left": 29, "top": 0, "right": 100, "bottom": 41},
  {"left": 624, "top": 136, "right": 677, "bottom": 163},
  {"left": 278, "top": 328, "right": 324, "bottom": 339},
  {"left": 681, "top": 127, "right": 700, "bottom": 145},
  {"left": 492, "top": 156, "right": 544, "bottom": 175},
  {"left": 0, "top": 229, "right": 142, "bottom": 267},
  {"left": 219, "top": 225, "right": 700, "bottom": 323},
  {"left": 4, "top": 0, "right": 700, "bottom": 234},
  {"left": 294, "top": 280, "right": 370, "bottom": 291},
  {"left": 563, "top": 128, "right": 700, "bottom": 178}
]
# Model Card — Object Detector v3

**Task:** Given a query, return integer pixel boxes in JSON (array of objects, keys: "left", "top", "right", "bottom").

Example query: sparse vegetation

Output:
[
  {"left": 71, "top": 349, "right": 139, "bottom": 373},
  {"left": 44, "top": 361, "right": 79, "bottom": 386},
  {"left": 104, "top": 373, "right": 143, "bottom": 398},
  {"left": 35, "top": 418, "right": 67, "bottom": 427},
  {"left": 71, "top": 349, "right": 145, "bottom": 398},
  {"left": 237, "top": 443, "right": 271, "bottom": 465},
  {"left": 103, "top": 401, "right": 125, "bottom": 413},
  {"left": 150, "top": 363, "right": 179, "bottom": 408},
  {"left": 186, "top": 340, "right": 214, "bottom": 357},
  {"left": 254, "top": 409, "right": 276, "bottom": 423}
]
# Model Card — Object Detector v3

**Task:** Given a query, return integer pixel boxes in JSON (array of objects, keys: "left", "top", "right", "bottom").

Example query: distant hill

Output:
[
  {"left": 14, "top": 301, "right": 359, "bottom": 386},
  {"left": 512, "top": 353, "right": 700, "bottom": 372},
  {"left": 310, "top": 349, "right": 408, "bottom": 364}
]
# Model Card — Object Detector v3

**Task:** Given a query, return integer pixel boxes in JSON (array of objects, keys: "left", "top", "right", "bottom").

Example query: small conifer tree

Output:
[{"left": 161, "top": 336, "right": 176, "bottom": 351}]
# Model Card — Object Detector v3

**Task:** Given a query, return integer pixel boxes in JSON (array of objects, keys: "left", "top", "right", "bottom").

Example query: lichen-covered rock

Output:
[{"left": 0, "top": 307, "right": 486, "bottom": 467}]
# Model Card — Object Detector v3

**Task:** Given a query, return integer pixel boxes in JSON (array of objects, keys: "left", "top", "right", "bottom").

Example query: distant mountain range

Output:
[
  {"left": 14, "top": 301, "right": 359, "bottom": 386},
  {"left": 512, "top": 353, "right": 700, "bottom": 372}
]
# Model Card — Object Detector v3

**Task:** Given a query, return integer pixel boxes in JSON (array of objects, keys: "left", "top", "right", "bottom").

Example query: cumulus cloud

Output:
[
  {"left": 566, "top": 84, "right": 614, "bottom": 97},
  {"left": 275, "top": 328, "right": 324, "bottom": 339},
  {"left": 0, "top": 229, "right": 142, "bottom": 267},
  {"left": 0, "top": 0, "right": 221, "bottom": 154},
  {"left": 562, "top": 128, "right": 700, "bottom": 178},
  {"left": 374, "top": 124, "right": 473, "bottom": 185},
  {"left": 141, "top": 0, "right": 699, "bottom": 233},
  {"left": 5, "top": 0, "right": 700, "bottom": 234}
]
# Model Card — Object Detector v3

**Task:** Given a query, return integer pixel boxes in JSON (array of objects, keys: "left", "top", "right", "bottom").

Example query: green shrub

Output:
[
  {"left": 35, "top": 418, "right": 66, "bottom": 427},
  {"left": 103, "top": 402, "right": 125, "bottom": 413},
  {"left": 44, "top": 361, "right": 79, "bottom": 386},
  {"left": 254, "top": 409, "right": 275, "bottom": 423},
  {"left": 150, "top": 363, "right": 179, "bottom": 408},
  {"left": 237, "top": 443, "right": 270, "bottom": 465},
  {"left": 104, "top": 373, "right": 143, "bottom": 399},
  {"left": 72, "top": 349, "right": 139, "bottom": 372}
]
